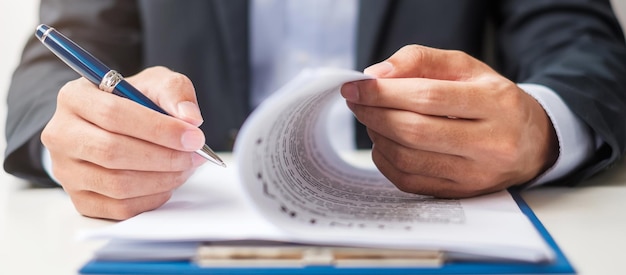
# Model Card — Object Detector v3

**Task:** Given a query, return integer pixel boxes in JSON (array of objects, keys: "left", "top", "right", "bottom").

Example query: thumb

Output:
[
  {"left": 126, "top": 66, "right": 204, "bottom": 127},
  {"left": 364, "top": 44, "right": 487, "bottom": 81}
]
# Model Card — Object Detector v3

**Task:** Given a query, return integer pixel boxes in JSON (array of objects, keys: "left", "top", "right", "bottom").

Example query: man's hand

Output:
[
  {"left": 41, "top": 66, "right": 207, "bottom": 220},
  {"left": 341, "top": 45, "right": 559, "bottom": 198}
]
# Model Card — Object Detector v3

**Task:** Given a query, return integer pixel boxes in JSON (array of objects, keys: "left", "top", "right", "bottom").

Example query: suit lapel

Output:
[{"left": 356, "top": 0, "right": 392, "bottom": 70}]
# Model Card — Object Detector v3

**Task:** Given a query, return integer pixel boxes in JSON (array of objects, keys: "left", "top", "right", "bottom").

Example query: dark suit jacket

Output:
[{"left": 5, "top": 0, "right": 626, "bottom": 187}]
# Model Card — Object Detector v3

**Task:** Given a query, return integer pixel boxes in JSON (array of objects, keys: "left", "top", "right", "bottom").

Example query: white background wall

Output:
[{"left": 1, "top": 0, "right": 626, "bottom": 170}]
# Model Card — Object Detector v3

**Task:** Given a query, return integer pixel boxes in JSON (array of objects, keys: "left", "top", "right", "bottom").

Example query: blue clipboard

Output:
[{"left": 79, "top": 191, "right": 575, "bottom": 274}]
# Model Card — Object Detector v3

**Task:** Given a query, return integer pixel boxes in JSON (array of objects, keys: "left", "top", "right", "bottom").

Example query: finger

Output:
[
  {"left": 60, "top": 78, "right": 206, "bottom": 152},
  {"left": 347, "top": 103, "right": 479, "bottom": 155},
  {"left": 371, "top": 147, "right": 473, "bottom": 198},
  {"left": 54, "top": 159, "right": 194, "bottom": 200},
  {"left": 370, "top": 129, "right": 527, "bottom": 197},
  {"left": 373, "top": 147, "right": 511, "bottom": 199},
  {"left": 364, "top": 44, "right": 489, "bottom": 80},
  {"left": 127, "top": 66, "right": 203, "bottom": 126},
  {"left": 342, "top": 78, "right": 495, "bottom": 119},
  {"left": 57, "top": 123, "right": 205, "bottom": 171},
  {"left": 43, "top": 106, "right": 204, "bottom": 172},
  {"left": 67, "top": 190, "right": 173, "bottom": 220},
  {"left": 367, "top": 129, "right": 467, "bottom": 179}
]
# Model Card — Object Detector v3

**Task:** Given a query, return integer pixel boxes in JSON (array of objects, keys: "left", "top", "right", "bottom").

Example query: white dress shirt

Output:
[{"left": 43, "top": 0, "right": 595, "bottom": 187}]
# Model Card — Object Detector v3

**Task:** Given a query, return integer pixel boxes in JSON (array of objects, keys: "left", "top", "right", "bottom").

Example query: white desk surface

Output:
[{"left": 1, "top": 154, "right": 625, "bottom": 275}]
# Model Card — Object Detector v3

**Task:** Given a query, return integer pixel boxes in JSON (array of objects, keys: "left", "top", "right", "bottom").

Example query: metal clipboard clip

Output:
[{"left": 195, "top": 243, "right": 445, "bottom": 268}]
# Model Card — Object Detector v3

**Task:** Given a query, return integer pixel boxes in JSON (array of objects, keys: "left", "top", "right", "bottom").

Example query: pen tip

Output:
[{"left": 197, "top": 145, "right": 227, "bottom": 168}]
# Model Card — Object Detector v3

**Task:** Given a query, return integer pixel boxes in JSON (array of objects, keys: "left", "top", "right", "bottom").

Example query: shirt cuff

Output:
[
  {"left": 518, "top": 83, "right": 595, "bottom": 187},
  {"left": 41, "top": 146, "right": 60, "bottom": 185}
]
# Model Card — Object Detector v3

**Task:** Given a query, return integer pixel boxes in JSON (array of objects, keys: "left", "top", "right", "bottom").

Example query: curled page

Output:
[{"left": 234, "top": 68, "right": 554, "bottom": 262}]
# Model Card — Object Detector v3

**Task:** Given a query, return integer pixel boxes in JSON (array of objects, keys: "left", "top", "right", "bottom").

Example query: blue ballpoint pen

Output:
[{"left": 35, "top": 24, "right": 226, "bottom": 168}]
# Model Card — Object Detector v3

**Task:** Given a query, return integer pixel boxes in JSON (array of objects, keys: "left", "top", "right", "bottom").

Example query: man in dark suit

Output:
[{"left": 4, "top": 0, "right": 626, "bottom": 220}]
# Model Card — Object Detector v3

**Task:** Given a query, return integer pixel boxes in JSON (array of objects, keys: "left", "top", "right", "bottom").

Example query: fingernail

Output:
[
  {"left": 177, "top": 101, "right": 203, "bottom": 127},
  {"left": 364, "top": 61, "right": 393, "bottom": 77},
  {"left": 341, "top": 83, "right": 359, "bottom": 102},
  {"left": 181, "top": 130, "right": 205, "bottom": 150}
]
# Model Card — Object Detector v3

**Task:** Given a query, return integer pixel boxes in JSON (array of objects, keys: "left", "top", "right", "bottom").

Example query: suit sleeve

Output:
[
  {"left": 3, "top": 0, "right": 142, "bottom": 186},
  {"left": 496, "top": 0, "right": 626, "bottom": 185}
]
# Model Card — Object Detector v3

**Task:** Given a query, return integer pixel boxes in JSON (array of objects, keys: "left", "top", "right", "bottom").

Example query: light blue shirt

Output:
[
  {"left": 44, "top": 0, "right": 595, "bottom": 187},
  {"left": 249, "top": 0, "right": 357, "bottom": 107}
]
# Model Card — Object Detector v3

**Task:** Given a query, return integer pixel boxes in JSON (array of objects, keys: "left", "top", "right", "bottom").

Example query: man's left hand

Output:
[{"left": 341, "top": 45, "right": 559, "bottom": 198}]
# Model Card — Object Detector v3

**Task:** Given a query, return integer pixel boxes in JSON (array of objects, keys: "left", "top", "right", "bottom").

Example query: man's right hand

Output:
[{"left": 41, "top": 66, "right": 208, "bottom": 220}]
